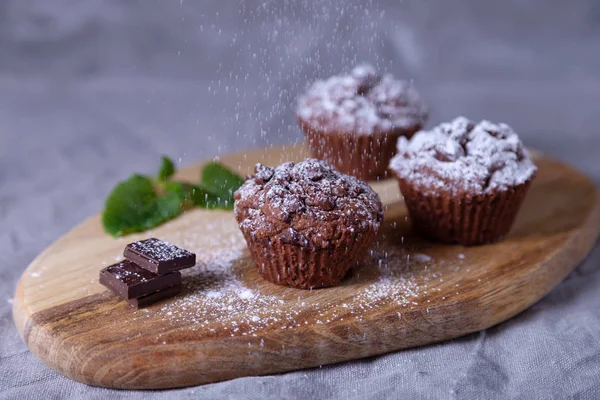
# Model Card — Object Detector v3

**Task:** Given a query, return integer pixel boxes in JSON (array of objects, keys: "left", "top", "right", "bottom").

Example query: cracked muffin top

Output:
[
  {"left": 296, "top": 64, "right": 428, "bottom": 136},
  {"left": 389, "top": 117, "right": 537, "bottom": 193},
  {"left": 233, "top": 159, "right": 383, "bottom": 249}
]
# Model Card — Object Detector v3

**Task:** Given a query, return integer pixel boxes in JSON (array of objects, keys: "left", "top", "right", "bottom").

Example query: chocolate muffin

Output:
[
  {"left": 389, "top": 117, "right": 537, "bottom": 245},
  {"left": 234, "top": 159, "right": 383, "bottom": 289},
  {"left": 296, "top": 64, "right": 428, "bottom": 181}
]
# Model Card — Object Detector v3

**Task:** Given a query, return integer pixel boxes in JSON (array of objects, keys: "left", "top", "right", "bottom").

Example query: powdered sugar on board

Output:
[{"left": 98, "top": 209, "right": 470, "bottom": 340}]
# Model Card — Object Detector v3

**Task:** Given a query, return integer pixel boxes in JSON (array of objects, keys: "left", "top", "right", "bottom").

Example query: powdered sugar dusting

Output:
[
  {"left": 99, "top": 210, "right": 469, "bottom": 339},
  {"left": 152, "top": 242, "right": 442, "bottom": 335},
  {"left": 297, "top": 64, "right": 427, "bottom": 135},
  {"left": 237, "top": 289, "right": 256, "bottom": 300},
  {"left": 128, "top": 238, "right": 193, "bottom": 262},
  {"left": 411, "top": 253, "right": 432, "bottom": 263},
  {"left": 104, "top": 260, "right": 160, "bottom": 284},
  {"left": 234, "top": 159, "right": 383, "bottom": 248},
  {"left": 389, "top": 116, "right": 537, "bottom": 193}
]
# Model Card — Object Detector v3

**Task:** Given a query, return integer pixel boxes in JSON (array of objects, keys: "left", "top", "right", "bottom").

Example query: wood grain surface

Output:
[{"left": 12, "top": 144, "right": 600, "bottom": 389}]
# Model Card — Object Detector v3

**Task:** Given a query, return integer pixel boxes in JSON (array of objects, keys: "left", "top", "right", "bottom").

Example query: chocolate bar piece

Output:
[
  {"left": 124, "top": 238, "right": 196, "bottom": 274},
  {"left": 127, "top": 283, "right": 182, "bottom": 308},
  {"left": 99, "top": 260, "right": 181, "bottom": 299}
]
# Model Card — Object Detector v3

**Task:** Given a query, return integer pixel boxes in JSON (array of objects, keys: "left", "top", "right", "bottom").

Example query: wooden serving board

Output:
[{"left": 13, "top": 144, "right": 600, "bottom": 389}]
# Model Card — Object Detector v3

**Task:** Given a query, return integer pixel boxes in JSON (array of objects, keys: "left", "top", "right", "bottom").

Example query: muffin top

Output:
[
  {"left": 389, "top": 117, "right": 537, "bottom": 193},
  {"left": 234, "top": 159, "right": 383, "bottom": 249},
  {"left": 296, "top": 64, "right": 427, "bottom": 136}
]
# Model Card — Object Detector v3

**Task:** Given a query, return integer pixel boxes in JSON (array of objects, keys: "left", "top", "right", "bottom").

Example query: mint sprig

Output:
[
  {"left": 157, "top": 156, "right": 175, "bottom": 181},
  {"left": 102, "top": 157, "right": 245, "bottom": 237},
  {"left": 200, "top": 162, "right": 245, "bottom": 209}
]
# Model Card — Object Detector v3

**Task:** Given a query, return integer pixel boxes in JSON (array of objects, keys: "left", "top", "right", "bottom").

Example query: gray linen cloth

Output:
[{"left": 1, "top": 1, "right": 599, "bottom": 399}]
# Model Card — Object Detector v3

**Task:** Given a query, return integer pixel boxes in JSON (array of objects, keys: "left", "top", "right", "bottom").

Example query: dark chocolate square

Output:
[
  {"left": 127, "top": 283, "right": 182, "bottom": 308},
  {"left": 123, "top": 238, "right": 196, "bottom": 274},
  {"left": 99, "top": 260, "right": 181, "bottom": 299}
]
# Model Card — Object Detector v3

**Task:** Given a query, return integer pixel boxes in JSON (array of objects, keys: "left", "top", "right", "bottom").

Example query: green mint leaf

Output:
[
  {"left": 157, "top": 156, "right": 176, "bottom": 181},
  {"left": 102, "top": 159, "right": 244, "bottom": 237},
  {"left": 200, "top": 162, "right": 245, "bottom": 208},
  {"left": 102, "top": 174, "right": 184, "bottom": 237},
  {"left": 163, "top": 181, "right": 223, "bottom": 209},
  {"left": 102, "top": 174, "right": 158, "bottom": 237},
  {"left": 189, "top": 184, "right": 223, "bottom": 208},
  {"left": 154, "top": 189, "right": 184, "bottom": 221}
]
